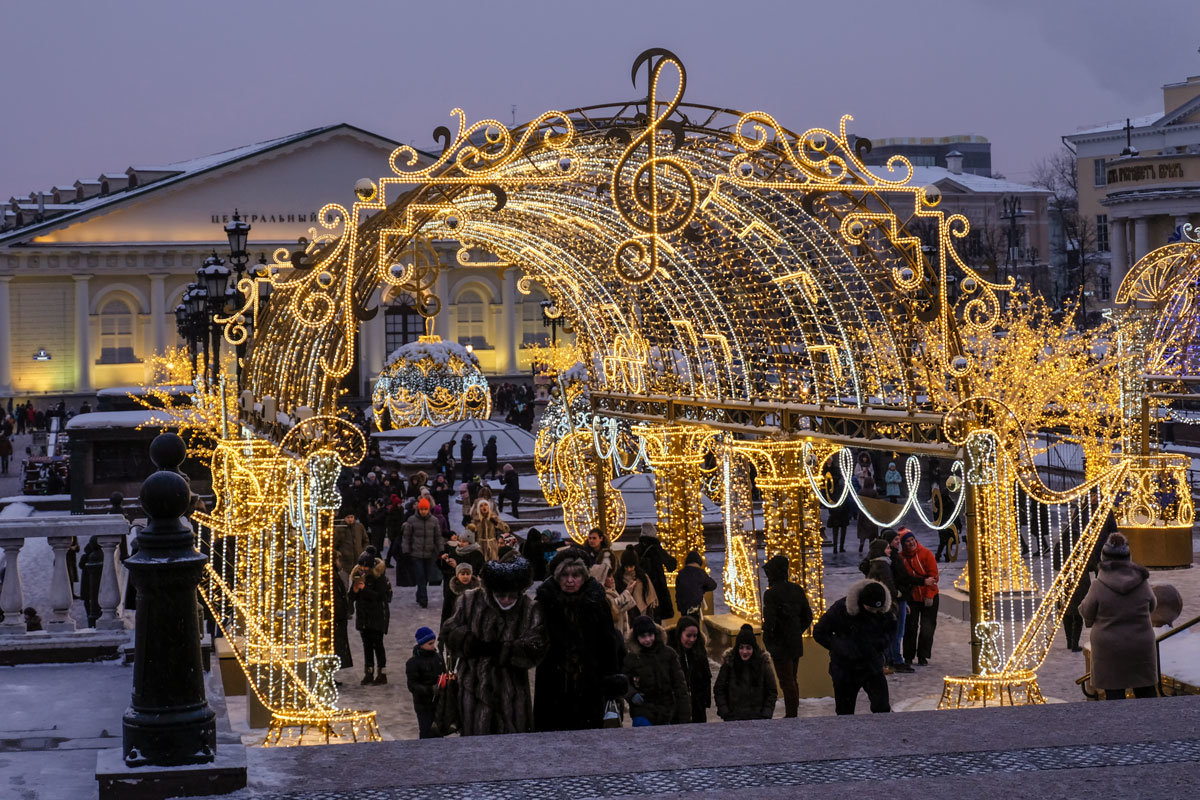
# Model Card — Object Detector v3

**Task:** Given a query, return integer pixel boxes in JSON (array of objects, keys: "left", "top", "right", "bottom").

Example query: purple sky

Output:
[{"left": 2, "top": 0, "right": 1197, "bottom": 198}]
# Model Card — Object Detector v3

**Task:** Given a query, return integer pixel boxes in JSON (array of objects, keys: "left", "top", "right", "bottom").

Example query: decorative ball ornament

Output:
[
  {"left": 945, "top": 475, "right": 961, "bottom": 493},
  {"left": 961, "top": 276, "right": 977, "bottom": 293},
  {"left": 354, "top": 178, "right": 377, "bottom": 202},
  {"left": 371, "top": 336, "right": 491, "bottom": 429}
]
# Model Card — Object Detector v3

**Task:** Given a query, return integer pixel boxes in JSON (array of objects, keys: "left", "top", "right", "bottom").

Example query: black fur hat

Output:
[
  {"left": 547, "top": 546, "right": 593, "bottom": 579},
  {"left": 481, "top": 557, "right": 533, "bottom": 593}
]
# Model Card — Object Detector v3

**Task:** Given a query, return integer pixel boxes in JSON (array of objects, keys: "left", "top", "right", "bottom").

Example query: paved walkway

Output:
[{"left": 207, "top": 695, "right": 1200, "bottom": 800}]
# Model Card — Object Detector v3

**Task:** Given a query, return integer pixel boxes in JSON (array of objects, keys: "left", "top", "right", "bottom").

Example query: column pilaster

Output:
[
  {"left": 499, "top": 268, "right": 517, "bottom": 376},
  {"left": 1109, "top": 217, "right": 1127, "bottom": 291},
  {"left": 73, "top": 274, "right": 93, "bottom": 393},
  {"left": 0, "top": 276, "right": 12, "bottom": 396},
  {"left": 149, "top": 273, "right": 167, "bottom": 356},
  {"left": 1133, "top": 216, "right": 1151, "bottom": 263}
]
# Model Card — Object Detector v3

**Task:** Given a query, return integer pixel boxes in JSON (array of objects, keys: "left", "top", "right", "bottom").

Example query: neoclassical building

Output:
[
  {"left": 0, "top": 124, "right": 562, "bottom": 403},
  {"left": 1065, "top": 72, "right": 1200, "bottom": 294}
]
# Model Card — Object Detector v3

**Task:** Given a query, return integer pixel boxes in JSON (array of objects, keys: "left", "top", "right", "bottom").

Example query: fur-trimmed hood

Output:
[
  {"left": 448, "top": 575, "right": 481, "bottom": 596},
  {"left": 626, "top": 620, "right": 668, "bottom": 650},
  {"left": 845, "top": 578, "right": 892, "bottom": 616},
  {"left": 351, "top": 557, "right": 386, "bottom": 580}
]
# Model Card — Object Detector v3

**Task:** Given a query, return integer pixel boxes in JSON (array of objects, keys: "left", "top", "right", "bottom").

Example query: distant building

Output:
[
  {"left": 0, "top": 124, "right": 563, "bottom": 405},
  {"left": 1064, "top": 73, "right": 1200, "bottom": 298},
  {"left": 851, "top": 134, "right": 992, "bottom": 177}
]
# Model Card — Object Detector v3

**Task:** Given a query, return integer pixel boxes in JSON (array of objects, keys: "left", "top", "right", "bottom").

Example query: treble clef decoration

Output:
[{"left": 611, "top": 48, "right": 697, "bottom": 284}]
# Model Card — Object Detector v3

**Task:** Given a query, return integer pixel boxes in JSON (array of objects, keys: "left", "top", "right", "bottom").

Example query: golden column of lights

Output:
[
  {"left": 731, "top": 438, "right": 840, "bottom": 618},
  {"left": 534, "top": 358, "right": 628, "bottom": 544},
  {"left": 633, "top": 423, "right": 717, "bottom": 578}
]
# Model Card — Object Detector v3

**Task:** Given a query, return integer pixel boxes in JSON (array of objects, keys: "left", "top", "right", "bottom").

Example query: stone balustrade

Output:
[{"left": 0, "top": 514, "right": 131, "bottom": 658}]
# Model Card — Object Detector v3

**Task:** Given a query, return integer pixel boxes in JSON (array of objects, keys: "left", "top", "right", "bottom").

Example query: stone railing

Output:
[{"left": 0, "top": 514, "right": 131, "bottom": 645}]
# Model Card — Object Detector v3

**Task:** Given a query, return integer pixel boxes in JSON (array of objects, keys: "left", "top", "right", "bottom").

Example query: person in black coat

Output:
[
  {"left": 667, "top": 615, "right": 712, "bottom": 723},
  {"left": 349, "top": 553, "right": 393, "bottom": 685},
  {"left": 883, "top": 529, "right": 919, "bottom": 673},
  {"left": 483, "top": 436, "right": 499, "bottom": 480},
  {"left": 674, "top": 550, "right": 717, "bottom": 618},
  {"left": 714, "top": 624, "right": 777, "bottom": 721},
  {"left": 635, "top": 523, "right": 678, "bottom": 621},
  {"left": 761, "top": 553, "right": 813, "bottom": 718},
  {"left": 406, "top": 627, "right": 444, "bottom": 739},
  {"left": 813, "top": 579, "right": 895, "bottom": 715},
  {"left": 332, "top": 553, "right": 353, "bottom": 670},
  {"left": 459, "top": 434, "right": 476, "bottom": 482},
  {"left": 533, "top": 548, "right": 626, "bottom": 731},
  {"left": 498, "top": 464, "right": 521, "bottom": 518}
]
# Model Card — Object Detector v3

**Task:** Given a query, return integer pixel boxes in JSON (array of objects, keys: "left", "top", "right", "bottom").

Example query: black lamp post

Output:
[
  {"left": 172, "top": 211, "right": 269, "bottom": 387},
  {"left": 540, "top": 299, "right": 564, "bottom": 346},
  {"left": 1000, "top": 195, "right": 1023, "bottom": 314}
]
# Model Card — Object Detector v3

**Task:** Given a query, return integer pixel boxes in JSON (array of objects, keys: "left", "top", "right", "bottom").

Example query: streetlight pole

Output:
[
  {"left": 540, "top": 299, "right": 563, "bottom": 346},
  {"left": 1000, "top": 196, "right": 1022, "bottom": 314}
]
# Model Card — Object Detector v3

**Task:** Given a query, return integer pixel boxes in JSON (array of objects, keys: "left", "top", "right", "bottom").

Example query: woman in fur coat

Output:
[
  {"left": 534, "top": 548, "right": 626, "bottom": 731},
  {"left": 467, "top": 499, "right": 510, "bottom": 562},
  {"left": 441, "top": 557, "right": 547, "bottom": 735}
]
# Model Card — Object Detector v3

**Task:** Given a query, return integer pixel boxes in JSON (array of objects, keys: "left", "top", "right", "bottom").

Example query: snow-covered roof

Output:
[
  {"left": 386, "top": 419, "right": 535, "bottom": 466},
  {"left": 1071, "top": 112, "right": 1161, "bottom": 137},
  {"left": 0, "top": 124, "right": 416, "bottom": 245},
  {"left": 96, "top": 384, "right": 192, "bottom": 397},
  {"left": 65, "top": 410, "right": 179, "bottom": 430},
  {"left": 882, "top": 165, "right": 1050, "bottom": 195}
]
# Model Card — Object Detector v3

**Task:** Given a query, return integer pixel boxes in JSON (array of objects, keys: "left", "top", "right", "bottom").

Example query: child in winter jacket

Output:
[
  {"left": 623, "top": 615, "right": 690, "bottom": 726},
  {"left": 405, "top": 627, "right": 443, "bottom": 738},
  {"left": 713, "top": 624, "right": 777, "bottom": 721}
]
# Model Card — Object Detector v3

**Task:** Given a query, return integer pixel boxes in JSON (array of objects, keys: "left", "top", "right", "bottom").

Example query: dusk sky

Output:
[{"left": 2, "top": 0, "right": 1197, "bottom": 197}]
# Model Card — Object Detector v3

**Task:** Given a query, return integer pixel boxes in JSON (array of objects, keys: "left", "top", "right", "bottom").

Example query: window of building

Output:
[
  {"left": 98, "top": 298, "right": 138, "bottom": 364},
  {"left": 1099, "top": 273, "right": 1111, "bottom": 301},
  {"left": 384, "top": 292, "right": 424, "bottom": 355},
  {"left": 1094, "top": 158, "right": 1106, "bottom": 187},
  {"left": 521, "top": 293, "right": 550, "bottom": 347},
  {"left": 456, "top": 289, "right": 488, "bottom": 348},
  {"left": 1096, "top": 214, "right": 1109, "bottom": 252}
]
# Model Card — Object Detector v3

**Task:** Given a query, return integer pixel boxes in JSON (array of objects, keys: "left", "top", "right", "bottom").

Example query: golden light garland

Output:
[{"left": 167, "top": 47, "right": 1200, "bottom": 726}]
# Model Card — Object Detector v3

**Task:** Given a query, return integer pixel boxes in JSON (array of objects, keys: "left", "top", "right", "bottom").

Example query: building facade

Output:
[
  {"left": 852, "top": 134, "right": 992, "bottom": 176},
  {"left": 1064, "top": 73, "right": 1200, "bottom": 295},
  {"left": 0, "top": 124, "right": 563, "bottom": 404}
]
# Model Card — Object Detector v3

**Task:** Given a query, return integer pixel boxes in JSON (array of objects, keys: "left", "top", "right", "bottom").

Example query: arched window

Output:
[
  {"left": 385, "top": 292, "right": 425, "bottom": 355},
  {"left": 521, "top": 292, "right": 550, "bottom": 347},
  {"left": 456, "top": 289, "right": 487, "bottom": 348},
  {"left": 98, "top": 298, "right": 138, "bottom": 364}
]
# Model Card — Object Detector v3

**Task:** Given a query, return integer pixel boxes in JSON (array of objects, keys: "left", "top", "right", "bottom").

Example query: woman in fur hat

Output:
[
  {"left": 468, "top": 499, "right": 510, "bottom": 562},
  {"left": 441, "top": 557, "right": 547, "bottom": 735},
  {"left": 812, "top": 579, "right": 895, "bottom": 715},
  {"left": 534, "top": 548, "right": 626, "bottom": 731},
  {"left": 714, "top": 624, "right": 777, "bottom": 721},
  {"left": 668, "top": 615, "right": 713, "bottom": 723},
  {"left": 1079, "top": 532, "right": 1159, "bottom": 699},
  {"left": 623, "top": 615, "right": 690, "bottom": 726}
]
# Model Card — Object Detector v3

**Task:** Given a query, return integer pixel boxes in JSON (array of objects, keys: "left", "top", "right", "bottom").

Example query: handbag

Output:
[
  {"left": 431, "top": 660, "right": 461, "bottom": 737},
  {"left": 602, "top": 699, "right": 622, "bottom": 729}
]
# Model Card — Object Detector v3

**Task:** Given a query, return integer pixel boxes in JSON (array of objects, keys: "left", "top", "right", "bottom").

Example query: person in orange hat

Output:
[{"left": 402, "top": 496, "right": 442, "bottom": 609}]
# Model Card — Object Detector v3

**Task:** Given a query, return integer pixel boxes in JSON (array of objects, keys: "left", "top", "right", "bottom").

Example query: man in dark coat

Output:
[
  {"left": 674, "top": 550, "right": 717, "bottom": 618},
  {"left": 761, "top": 553, "right": 813, "bottom": 718},
  {"left": 714, "top": 623, "right": 778, "bottom": 721},
  {"left": 402, "top": 498, "right": 442, "bottom": 608},
  {"left": 442, "top": 557, "right": 547, "bottom": 735},
  {"left": 459, "top": 434, "right": 476, "bottom": 482},
  {"left": 635, "top": 522, "right": 678, "bottom": 621},
  {"left": 533, "top": 548, "right": 626, "bottom": 731},
  {"left": 813, "top": 579, "right": 895, "bottom": 715},
  {"left": 498, "top": 464, "right": 521, "bottom": 518},
  {"left": 483, "top": 435, "right": 499, "bottom": 479}
]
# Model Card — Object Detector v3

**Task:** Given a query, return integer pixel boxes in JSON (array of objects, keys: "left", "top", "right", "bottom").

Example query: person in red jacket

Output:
[{"left": 899, "top": 528, "right": 939, "bottom": 667}]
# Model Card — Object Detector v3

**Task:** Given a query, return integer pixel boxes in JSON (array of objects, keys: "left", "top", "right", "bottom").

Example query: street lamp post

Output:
[
  {"left": 540, "top": 299, "right": 564, "bottom": 346},
  {"left": 173, "top": 211, "right": 266, "bottom": 387},
  {"left": 1000, "top": 196, "right": 1023, "bottom": 314}
]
